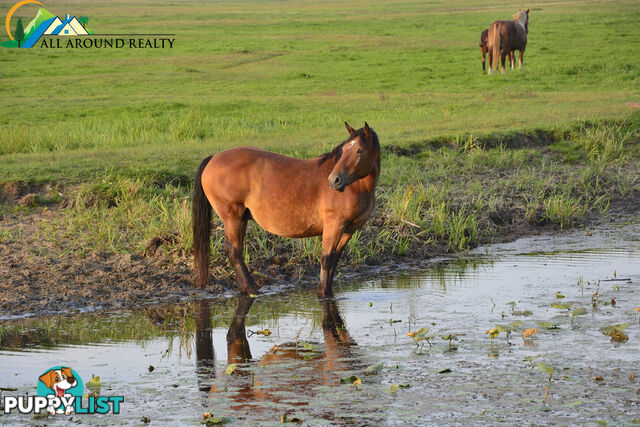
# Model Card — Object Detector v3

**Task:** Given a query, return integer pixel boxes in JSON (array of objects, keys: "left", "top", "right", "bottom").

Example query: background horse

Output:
[
  {"left": 487, "top": 8, "right": 529, "bottom": 74},
  {"left": 480, "top": 28, "right": 514, "bottom": 72},
  {"left": 479, "top": 29, "right": 490, "bottom": 71},
  {"left": 192, "top": 122, "right": 381, "bottom": 297}
]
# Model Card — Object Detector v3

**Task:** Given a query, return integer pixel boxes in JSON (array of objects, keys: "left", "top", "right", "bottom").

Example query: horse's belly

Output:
[{"left": 247, "top": 203, "right": 323, "bottom": 238}]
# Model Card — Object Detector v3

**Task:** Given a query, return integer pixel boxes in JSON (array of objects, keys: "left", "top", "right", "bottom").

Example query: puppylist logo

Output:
[
  {"left": 2, "top": 366, "right": 124, "bottom": 416},
  {"left": 2, "top": 0, "right": 175, "bottom": 49}
]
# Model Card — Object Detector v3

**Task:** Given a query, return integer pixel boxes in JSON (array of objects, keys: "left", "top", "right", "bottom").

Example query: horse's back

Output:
[{"left": 201, "top": 147, "right": 324, "bottom": 237}]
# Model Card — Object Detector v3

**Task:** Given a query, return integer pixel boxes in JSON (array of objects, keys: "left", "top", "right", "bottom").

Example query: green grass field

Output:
[{"left": 1, "top": 0, "right": 639, "bottom": 275}]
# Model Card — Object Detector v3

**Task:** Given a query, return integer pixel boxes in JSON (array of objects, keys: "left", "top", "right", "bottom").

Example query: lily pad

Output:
[
  {"left": 363, "top": 363, "right": 384, "bottom": 375},
  {"left": 225, "top": 364, "right": 237, "bottom": 375}
]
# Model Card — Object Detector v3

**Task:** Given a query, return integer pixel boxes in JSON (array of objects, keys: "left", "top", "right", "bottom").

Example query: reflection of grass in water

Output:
[{"left": 0, "top": 289, "right": 325, "bottom": 349}]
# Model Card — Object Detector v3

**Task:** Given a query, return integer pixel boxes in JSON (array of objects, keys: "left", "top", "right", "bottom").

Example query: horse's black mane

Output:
[{"left": 317, "top": 128, "right": 379, "bottom": 165}]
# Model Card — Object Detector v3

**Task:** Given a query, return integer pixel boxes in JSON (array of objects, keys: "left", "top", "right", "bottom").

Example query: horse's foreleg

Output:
[
  {"left": 328, "top": 232, "right": 353, "bottom": 281},
  {"left": 318, "top": 227, "right": 345, "bottom": 297},
  {"left": 222, "top": 208, "right": 259, "bottom": 295}
]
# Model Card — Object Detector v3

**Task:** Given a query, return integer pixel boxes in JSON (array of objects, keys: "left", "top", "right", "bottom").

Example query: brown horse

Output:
[
  {"left": 487, "top": 8, "right": 529, "bottom": 75},
  {"left": 479, "top": 29, "right": 491, "bottom": 72},
  {"left": 192, "top": 122, "right": 381, "bottom": 297},
  {"left": 480, "top": 28, "right": 514, "bottom": 72}
]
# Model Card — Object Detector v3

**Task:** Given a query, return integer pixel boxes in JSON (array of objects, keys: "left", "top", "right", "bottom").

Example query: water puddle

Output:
[{"left": 1, "top": 221, "right": 640, "bottom": 424}]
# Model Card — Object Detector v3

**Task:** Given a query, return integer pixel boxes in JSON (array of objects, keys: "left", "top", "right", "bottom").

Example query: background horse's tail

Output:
[
  {"left": 192, "top": 155, "right": 213, "bottom": 287},
  {"left": 489, "top": 22, "right": 501, "bottom": 74}
]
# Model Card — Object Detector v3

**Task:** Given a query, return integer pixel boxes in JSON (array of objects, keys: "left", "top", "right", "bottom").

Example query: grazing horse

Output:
[
  {"left": 487, "top": 8, "right": 529, "bottom": 74},
  {"left": 192, "top": 122, "right": 381, "bottom": 297},
  {"left": 479, "top": 29, "right": 491, "bottom": 72}
]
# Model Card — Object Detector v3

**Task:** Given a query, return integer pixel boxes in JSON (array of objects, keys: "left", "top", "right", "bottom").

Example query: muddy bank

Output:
[{"left": 0, "top": 189, "right": 638, "bottom": 319}]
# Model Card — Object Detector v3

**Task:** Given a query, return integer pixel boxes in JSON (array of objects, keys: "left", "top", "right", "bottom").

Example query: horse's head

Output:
[
  {"left": 328, "top": 122, "right": 379, "bottom": 192},
  {"left": 515, "top": 8, "right": 530, "bottom": 33}
]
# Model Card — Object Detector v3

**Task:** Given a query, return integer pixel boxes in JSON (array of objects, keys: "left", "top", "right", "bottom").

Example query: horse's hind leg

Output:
[
  {"left": 509, "top": 51, "right": 515, "bottom": 70},
  {"left": 221, "top": 205, "right": 260, "bottom": 295},
  {"left": 519, "top": 49, "right": 524, "bottom": 69},
  {"left": 500, "top": 51, "right": 507, "bottom": 74}
]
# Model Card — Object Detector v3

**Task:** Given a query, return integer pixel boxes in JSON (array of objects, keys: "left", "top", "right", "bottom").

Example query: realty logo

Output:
[
  {"left": 3, "top": 0, "right": 91, "bottom": 48},
  {"left": 1, "top": 366, "right": 124, "bottom": 415},
  {"left": 2, "top": 0, "right": 175, "bottom": 49}
]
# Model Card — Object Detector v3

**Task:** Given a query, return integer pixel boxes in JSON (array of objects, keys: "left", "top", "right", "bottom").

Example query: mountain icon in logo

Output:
[{"left": 2, "top": 4, "right": 92, "bottom": 49}]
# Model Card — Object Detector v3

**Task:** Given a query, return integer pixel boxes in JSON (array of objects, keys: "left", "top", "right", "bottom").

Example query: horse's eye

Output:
[{"left": 357, "top": 148, "right": 363, "bottom": 154}]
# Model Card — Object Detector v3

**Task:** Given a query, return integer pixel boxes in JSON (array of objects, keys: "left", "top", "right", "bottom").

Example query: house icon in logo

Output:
[{"left": 22, "top": 13, "right": 88, "bottom": 48}]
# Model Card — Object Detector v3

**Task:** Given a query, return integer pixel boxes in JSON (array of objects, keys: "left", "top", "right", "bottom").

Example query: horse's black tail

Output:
[{"left": 192, "top": 155, "right": 213, "bottom": 287}]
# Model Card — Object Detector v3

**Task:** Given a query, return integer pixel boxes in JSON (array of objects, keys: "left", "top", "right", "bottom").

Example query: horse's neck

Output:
[{"left": 514, "top": 17, "right": 527, "bottom": 33}]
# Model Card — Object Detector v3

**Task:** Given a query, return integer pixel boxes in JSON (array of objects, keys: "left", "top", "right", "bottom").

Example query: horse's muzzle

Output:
[{"left": 328, "top": 173, "right": 346, "bottom": 192}]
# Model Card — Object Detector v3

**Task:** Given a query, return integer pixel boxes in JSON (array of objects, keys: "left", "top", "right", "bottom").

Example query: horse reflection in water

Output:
[
  {"left": 194, "top": 300, "right": 216, "bottom": 393},
  {"left": 194, "top": 295, "right": 363, "bottom": 420}
]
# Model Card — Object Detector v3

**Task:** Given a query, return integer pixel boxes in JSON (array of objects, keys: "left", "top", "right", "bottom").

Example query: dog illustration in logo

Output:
[{"left": 39, "top": 367, "right": 77, "bottom": 414}]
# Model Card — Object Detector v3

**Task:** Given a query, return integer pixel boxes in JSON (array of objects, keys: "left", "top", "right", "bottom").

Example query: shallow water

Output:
[{"left": 1, "top": 221, "right": 640, "bottom": 424}]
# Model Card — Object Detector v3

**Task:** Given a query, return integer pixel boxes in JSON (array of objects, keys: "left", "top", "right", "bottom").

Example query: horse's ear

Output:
[
  {"left": 344, "top": 121, "right": 355, "bottom": 135},
  {"left": 526, "top": 8, "right": 530, "bottom": 14},
  {"left": 363, "top": 122, "right": 371, "bottom": 140}
]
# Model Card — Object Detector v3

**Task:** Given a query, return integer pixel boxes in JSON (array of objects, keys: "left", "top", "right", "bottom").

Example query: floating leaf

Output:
[
  {"left": 205, "top": 416, "right": 235, "bottom": 425},
  {"left": 600, "top": 323, "right": 629, "bottom": 334},
  {"left": 513, "top": 310, "right": 534, "bottom": 316},
  {"left": 556, "top": 293, "right": 565, "bottom": 299},
  {"left": 522, "top": 328, "right": 539, "bottom": 338},
  {"left": 437, "top": 368, "right": 452, "bottom": 374},
  {"left": 486, "top": 328, "right": 499, "bottom": 340},
  {"left": 353, "top": 378, "right": 361, "bottom": 390},
  {"left": 537, "top": 361, "right": 556, "bottom": 381},
  {"left": 406, "top": 327, "right": 433, "bottom": 346},
  {"left": 608, "top": 330, "right": 629, "bottom": 342},
  {"left": 522, "top": 355, "right": 540, "bottom": 366},
  {"left": 340, "top": 375, "right": 360, "bottom": 385},
  {"left": 551, "top": 303, "right": 572, "bottom": 310},
  {"left": 536, "top": 321, "right": 560, "bottom": 330},
  {"left": 256, "top": 329, "right": 272, "bottom": 336},
  {"left": 299, "top": 342, "right": 321, "bottom": 352},
  {"left": 634, "top": 307, "right": 640, "bottom": 312},
  {"left": 225, "top": 364, "right": 237, "bottom": 375},
  {"left": 508, "top": 320, "right": 522, "bottom": 330},
  {"left": 495, "top": 324, "right": 512, "bottom": 334},
  {"left": 440, "top": 334, "right": 458, "bottom": 341},
  {"left": 86, "top": 375, "right": 101, "bottom": 390},
  {"left": 572, "top": 307, "right": 587, "bottom": 317},
  {"left": 386, "top": 384, "right": 399, "bottom": 394},
  {"left": 363, "top": 363, "right": 384, "bottom": 375}
]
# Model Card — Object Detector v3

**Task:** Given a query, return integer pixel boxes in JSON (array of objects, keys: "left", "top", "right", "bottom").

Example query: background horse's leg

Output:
[
  {"left": 500, "top": 51, "right": 507, "bottom": 74},
  {"left": 519, "top": 48, "right": 524, "bottom": 69},
  {"left": 222, "top": 206, "right": 259, "bottom": 295},
  {"left": 509, "top": 51, "right": 515, "bottom": 70},
  {"left": 318, "top": 226, "right": 344, "bottom": 297}
]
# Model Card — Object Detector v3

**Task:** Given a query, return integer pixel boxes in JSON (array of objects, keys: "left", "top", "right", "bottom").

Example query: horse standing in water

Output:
[
  {"left": 487, "top": 8, "right": 529, "bottom": 74},
  {"left": 192, "top": 122, "right": 380, "bottom": 297}
]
